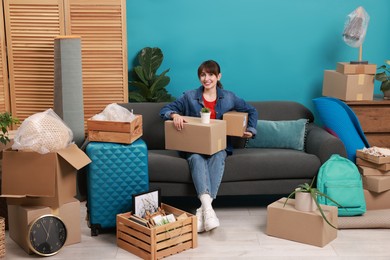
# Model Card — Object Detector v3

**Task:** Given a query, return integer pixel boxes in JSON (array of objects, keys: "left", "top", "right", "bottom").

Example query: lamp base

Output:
[{"left": 350, "top": 60, "right": 368, "bottom": 64}]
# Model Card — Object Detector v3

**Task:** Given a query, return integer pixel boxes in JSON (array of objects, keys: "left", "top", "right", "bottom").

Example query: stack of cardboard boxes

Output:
[
  {"left": 1, "top": 144, "right": 91, "bottom": 254},
  {"left": 323, "top": 62, "right": 376, "bottom": 101},
  {"left": 356, "top": 149, "right": 390, "bottom": 210}
]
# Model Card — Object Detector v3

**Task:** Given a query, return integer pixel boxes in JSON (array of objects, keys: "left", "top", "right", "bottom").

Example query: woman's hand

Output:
[
  {"left": 243, "top": 131, "right": 253, "bottom": 138},
  {"left": 171, "top": 114, "right": 185, "bottom": 131}
]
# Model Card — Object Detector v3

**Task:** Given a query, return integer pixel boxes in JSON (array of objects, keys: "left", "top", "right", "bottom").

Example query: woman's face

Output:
[{"left": 199, "top": 70, "right": 221, "bottom": 90}]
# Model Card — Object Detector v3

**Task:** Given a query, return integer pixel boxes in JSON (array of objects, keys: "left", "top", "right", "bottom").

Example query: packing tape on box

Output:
[
  {"left": 358, "top": 74, "right": 365, "bottom": 85},
  {"left": 356, "top": 93, "right": 363, "bottom": 100}
]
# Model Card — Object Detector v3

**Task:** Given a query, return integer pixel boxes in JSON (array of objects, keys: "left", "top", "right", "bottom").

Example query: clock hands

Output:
[
  {"left": 46, "top": 221, "right": 52, "bottom": 242},
  {"left": 41, "top": 219, "right": 52, "bottom": 242},
  {"left": 41, "top": 220, "right": 49, "bottom": 239}
]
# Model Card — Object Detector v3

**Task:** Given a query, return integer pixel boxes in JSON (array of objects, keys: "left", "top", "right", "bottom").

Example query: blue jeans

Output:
[{"left": 186, "top": 150, "right": 227, "bottom": 199}]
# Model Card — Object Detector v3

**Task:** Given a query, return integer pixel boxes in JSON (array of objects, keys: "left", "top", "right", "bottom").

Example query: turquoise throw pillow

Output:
[{"left": 247, "top": 119, "right": 308, "bottom": 151}]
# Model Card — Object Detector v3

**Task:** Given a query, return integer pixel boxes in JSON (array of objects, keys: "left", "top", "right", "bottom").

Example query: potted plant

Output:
[
  {"left": 283, "top": 177, "right": 342, "bottom": 229},
  {"left": 128, "top": 47, "right": 175, "bottom": 102},
  {"left": 375, "top": 60, "right": 390, "bottom": 99},
  {"left": 0, "top": 112, "right": 19, "bottom": 145},
  {"left": 200, "top": 107, "right": 211, "bottom": 124}
]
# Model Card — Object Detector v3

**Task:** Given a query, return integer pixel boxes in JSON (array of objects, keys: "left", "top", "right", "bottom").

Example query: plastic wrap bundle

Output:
[
  {"left": 342, "top": 6, "right": 370, "bottom": 48},
  {"left": 91, "top": 103, "right": 136, "bottom": 122},
  {"left": 12, "top": 109, "right": 73, "bottom": 154}
]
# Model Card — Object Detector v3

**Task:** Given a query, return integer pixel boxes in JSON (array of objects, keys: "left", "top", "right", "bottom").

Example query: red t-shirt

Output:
[{"left": 203, "top": 96, "right": 217, "bottom": 119}]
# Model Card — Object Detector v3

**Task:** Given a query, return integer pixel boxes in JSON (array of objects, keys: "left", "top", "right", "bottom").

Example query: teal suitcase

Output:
[{"left": 86, "top": 139, "right": 149, "bottom": 236}]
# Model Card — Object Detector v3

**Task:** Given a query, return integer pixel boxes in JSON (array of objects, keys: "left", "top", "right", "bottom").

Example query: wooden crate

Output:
[
  {"left": 87, "top": 115, "right": 142, "bottom": 144},
  {"left": 356, "top": 150, "right": 390, "bottom": 164},
  {"left": 117, "top": 203, "right": 198, "bottom": 260}
]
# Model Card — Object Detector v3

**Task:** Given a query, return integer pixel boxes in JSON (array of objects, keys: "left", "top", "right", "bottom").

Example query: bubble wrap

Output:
[
  {"left": 91, "top": 103, "right": 135, "bottom": 122},
  {"left": 12, "top": 109, "right": 73, "bottom": 154}
]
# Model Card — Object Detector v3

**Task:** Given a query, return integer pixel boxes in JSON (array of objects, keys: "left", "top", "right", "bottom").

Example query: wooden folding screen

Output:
[
  {"left": 0, "top": 0, "right": 9, "bottom": 113},
  {"left": 64, "top": 0, "right": 128, "bottom": 123},
  {"left": 1, "top": 0, "right": 128, "bottom": 128},
  {"left": 4, "top": 0, "right": 65, "bottom": 122}
]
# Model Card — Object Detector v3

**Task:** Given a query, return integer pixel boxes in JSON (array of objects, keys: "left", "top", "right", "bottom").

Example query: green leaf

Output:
[
  {"left": 128, "top": 92, "right": 147, "bottom": 102},
  {"left": 310, "top": 190, "right": 338, "bottom": 229},
  {"left": 133, "top": 66, "right": 148, "bottom": 86},
  {"left": 375, "top": 72, "right": 388, "bottom": 82},
  {"left": 139, "top": 47, "right": 163, "bottom": 81}
]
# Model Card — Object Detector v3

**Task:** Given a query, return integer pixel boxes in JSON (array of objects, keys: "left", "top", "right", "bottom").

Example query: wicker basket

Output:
[{"left": 0, "top": 217, "right": 5, "bottom": 258}]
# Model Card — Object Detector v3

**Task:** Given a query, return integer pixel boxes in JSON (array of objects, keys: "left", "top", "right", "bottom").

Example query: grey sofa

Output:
[{"left": 119, "top": 101, "right": 347, "bottom": 197}]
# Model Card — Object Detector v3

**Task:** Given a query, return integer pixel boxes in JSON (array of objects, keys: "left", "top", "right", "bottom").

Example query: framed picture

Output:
[{"left": 132, "top": 188, "right": 161, "bottom": 218}]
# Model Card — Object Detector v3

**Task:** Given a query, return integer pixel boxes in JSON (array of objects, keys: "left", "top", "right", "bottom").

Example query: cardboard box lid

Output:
[{"left": 57, "top": 143, "right": 91, "bottom": 170}]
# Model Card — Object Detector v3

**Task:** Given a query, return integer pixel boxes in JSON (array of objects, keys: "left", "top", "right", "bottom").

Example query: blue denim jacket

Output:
[{"left": 160, "top": 86, "right": 258, "bottom": 154}]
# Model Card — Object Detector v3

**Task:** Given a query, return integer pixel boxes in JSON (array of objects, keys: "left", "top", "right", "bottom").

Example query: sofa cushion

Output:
[
  {"left": 148, "top": 150, "right": 192, "bottom": 183},
  {"left": 247, "top": 119, "right": 308, "bottom": 151},
  {"left": 224, "top": 148, "right": 321, "bottom": 182}
]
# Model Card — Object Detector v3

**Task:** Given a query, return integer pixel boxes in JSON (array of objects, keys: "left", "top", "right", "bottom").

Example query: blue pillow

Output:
[{"left": 246, "top": 119, "right": 308, "bottom": 151}]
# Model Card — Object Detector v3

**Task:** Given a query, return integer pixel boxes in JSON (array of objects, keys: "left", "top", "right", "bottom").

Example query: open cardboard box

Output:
[
  {"left": 165, "top": 116, "right": 226, "bottom": 155},
  {"left": 1, "top": 144, "right": 91, "bottom": 207},
  {"left": 8, "top": 198, "right": 81, "bottom": 254}
]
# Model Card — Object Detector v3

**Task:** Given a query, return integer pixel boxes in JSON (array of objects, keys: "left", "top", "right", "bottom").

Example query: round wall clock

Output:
[{"left": 28, "top": 214, "right": 67, "bottom": 257}]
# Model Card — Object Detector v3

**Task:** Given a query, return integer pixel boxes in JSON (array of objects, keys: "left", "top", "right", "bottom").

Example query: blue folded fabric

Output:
[{"left": 313, "top": 97, "right": 369, "bottom": 162}]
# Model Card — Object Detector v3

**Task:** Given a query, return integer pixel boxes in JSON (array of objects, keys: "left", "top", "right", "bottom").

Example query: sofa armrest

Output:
[{"left": 305, "top": 124, "right": 347, "bottom": 164}]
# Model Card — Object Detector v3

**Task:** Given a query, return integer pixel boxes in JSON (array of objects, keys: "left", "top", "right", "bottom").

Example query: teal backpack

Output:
[{"left": 317, "top": 154, "right": 366, "bottom": 216}]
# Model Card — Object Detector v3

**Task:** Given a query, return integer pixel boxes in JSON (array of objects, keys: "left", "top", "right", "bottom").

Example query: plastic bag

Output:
[
  {"left": 91, "top": 103, "right": 135, "bottom": 122},
  {"left": 342, "top": 6, "right": 370, "bottom": 48},
  {"left": 12, "top": 109, "right": 73, "bottom": 154}
]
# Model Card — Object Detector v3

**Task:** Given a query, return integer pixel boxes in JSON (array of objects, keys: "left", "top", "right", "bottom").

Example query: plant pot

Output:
[
  {"left": 383, "top": 89, "right": 390, "bottom": 100},
  {"left": 294, "top": 191, "right": 317, "bottom": 212},
  {"left": 200, "top": 112, "right": 211, "bottom": 124}
]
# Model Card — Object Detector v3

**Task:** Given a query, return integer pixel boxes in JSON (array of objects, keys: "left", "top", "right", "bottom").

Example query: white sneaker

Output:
[
  {"left": 196, "top": 208, "right": 205, "bottom": 233},
  {"left": 204, "top": 208, "right": 220, "bottom": 231}
]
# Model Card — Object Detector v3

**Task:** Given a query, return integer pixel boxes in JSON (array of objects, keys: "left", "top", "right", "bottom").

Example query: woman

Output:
[{"left": 160, "top": 60, "right": 258, "bottom": 232}]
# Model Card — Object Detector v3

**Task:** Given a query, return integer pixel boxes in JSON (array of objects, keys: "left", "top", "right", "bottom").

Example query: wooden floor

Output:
[{"left": 4, "top": 196, "right": 390, "bottom": 259}]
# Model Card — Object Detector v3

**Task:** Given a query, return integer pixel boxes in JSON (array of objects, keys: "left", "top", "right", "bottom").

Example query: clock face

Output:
[{"left": 28, "top": 215, "right": 67, "bottom": 256}]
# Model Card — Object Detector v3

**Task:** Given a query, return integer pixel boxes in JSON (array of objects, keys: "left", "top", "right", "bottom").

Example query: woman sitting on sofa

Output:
[{"left": 160, "top": 60, "right": 258, "bottom": 232}]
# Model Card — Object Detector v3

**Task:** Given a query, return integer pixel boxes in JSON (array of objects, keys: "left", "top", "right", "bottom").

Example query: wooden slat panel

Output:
[
  {"left": 64, "top": 0, "right": 128, "bottom": 126},
  {"left": 0, "top": 0, "right": 10, "bottom": 113},
  {"left": 4, "top": 0, "right": 65, "bottom": 122}
]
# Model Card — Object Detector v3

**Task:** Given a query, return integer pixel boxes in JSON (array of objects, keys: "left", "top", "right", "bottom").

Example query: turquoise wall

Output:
[{"left": 126, "top": 0, "right": 390, "bottom": 113}]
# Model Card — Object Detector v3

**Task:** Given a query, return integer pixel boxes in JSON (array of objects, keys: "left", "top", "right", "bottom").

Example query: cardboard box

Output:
[
  {"left": 359, "top": 166, "right": 390, "bottom": 176},
  {"left": 117, "top": 203, "right": 197, "bottom": 259},
  {"left": 164, "top": 116, "right": 226, "bottom": 155},
  {"left": 87, "top": 114, "right": 142, "bottom": 144},
  {"left": 8, "top": 199, "right": 81, "bottom": 254},
  {"left": 322, "top": 70, "right": 374, "bottom": 101},
  {"left": 223, "top": 111, "right": 248, "bottom": 137},
  {"left": 336, "top": 62, "right": 377, "bottom": 75},
  {"left": 0, "top": 130, "right": 16, "bottom": 160},
  {"left": 363, "top": 175, "right": 390, "bottom": 193},
  {"left": 364, "top": 189, "right": 390, "bottom": 210},
  {"left": 356, "top": 158, "right": 390, "bottom": 171},
  {"left": 356, "top": 149, "right": 390, "bottom": 164},
  {"left": 1, "top": 144, "right": 91, "bottom": 207},
  {"left": 266, "top": 198, "right": 338, "bottom": 247}
]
